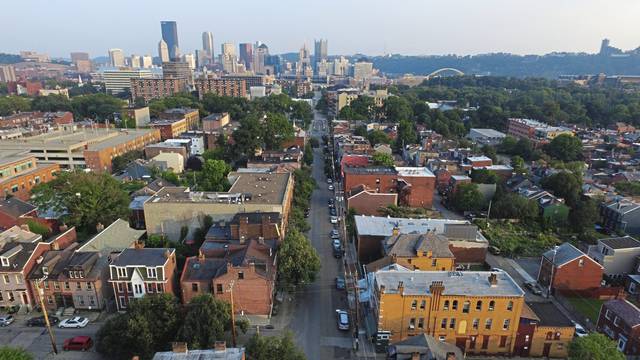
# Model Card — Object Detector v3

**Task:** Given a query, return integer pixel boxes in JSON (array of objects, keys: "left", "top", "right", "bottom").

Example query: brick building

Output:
[
  {"left": 109, "top": 247, "right": 178, "bottom": 311},
  {"left": 195, "top": 78, "right": 247, "bottom": 99},
  {"left": 346, "top": 185, "right": 397, "bottom": 216},
  {"left": 161, "top": 108, "right": 200, "bottom": 130},
  {"left": 367, "top": 232, "right": 455, "bottom": 272},
  {"left": 0, "top": 240, "right": 50, "bottom": 310},
  {"left": 514, "top": 302, "right": 575, "bottom": 358},
  {"left": 537, "top": 242, "right": 604, "bottom": 294},
  {"left": 202, "top": 113, "right": 230, "bottom": 131},
  {"left": 0, "top": 198, "right": 37, "bottom": 229},
  {"left": 131, "top": 78, "right": 189, "bottom": 103},
  {"left": 597, "top": 299, "right": 640, "bottom": 356},
  {"left": 204, "top": 212, "right": 282, "bottom": 243},
  {"left": 0, "top": 153, "right": 59, "bottom": 201},
  {"left": 151, "top": 118, "right": 188, "bottom": 141}
]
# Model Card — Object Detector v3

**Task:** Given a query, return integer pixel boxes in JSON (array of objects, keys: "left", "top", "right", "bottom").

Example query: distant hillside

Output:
[{"left": 0, "top": 53, "right": 22, "bottom": 64}]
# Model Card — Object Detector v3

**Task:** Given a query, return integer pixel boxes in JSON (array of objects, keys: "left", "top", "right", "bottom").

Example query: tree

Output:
[
  {"left": 262, "top": 112, "right": 294, "bottom": 150},
  {"left": 30, "top": 171, "right": 130, "bottom": 234},
  {"left": 372, "top": 152, "right": 395, "bottom": 167},
  {"left": 179, "top": 294, "right": 231, "bottom": 349},
  {"left": 0, "top": 346, "right": 32, "bottom": 360},
  {"left": 349, "top": 96, "right": 375, "bottom": 119},
  {"left": 481, "top": 145, "right": 497, "bottom": 163},
  {"left": 492, "top": 193, "right": 539, "bottom": 223},
  {"left": 540, "top": 172, "right": 582, "bottom": 207},
  {"left": 470, "top": 169, "right": 500, "bottom": 184},
  {"left": 569, "top": 198, "right": 599, "bottom": 233},
  {"left": 569, "top": 333, "right": 625, "bottom": 360},
  {"left": 396, "top": 119, "right": 417, "bottom": 149},
  {"left": 198, "top": 159, "right": 231, "bottom": 192},
  {"left": 233, "top": 113, "right": 263, "bottom": 157},
  {"left": 31, "top": 94, "right": 72, "bottom": 112},
  {"left": 96, "top": 310, "right": 155, "bottom": 360},
  {"left": 246, "top": 333, "right": 306, "bottom": 360},
  {"left": 545, "top": 134, "right": 583, "bottom": 161},
  {"left": 0, "top": 96, "right": 30, "bottom": 116},
  {"left": 383, "top": 96, "right": 413, "bottom": 121},
  {"left": 71, "top": 93, "right": 125, "bottom": 121},
  {"left": 368, "top": 129, "right": 391, "bottom": 145},
  {"left": 511, "top": 155, "right": 527, "bottom": 175},
  {"left": 277, "top": 228, "right": 321, "bottom": 292},
  {"left": 450, "top": 183, "right": 484, "bottom": 212}
]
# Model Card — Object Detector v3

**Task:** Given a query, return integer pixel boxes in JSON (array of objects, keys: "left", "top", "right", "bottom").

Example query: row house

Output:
[
  {"left": 514, "top": 302, "right": 575, "bottom": 358},
  {"left": 537, "top": 243, "right": 604, "bottom": 294},
  {"left": 0, "top": 240, "right": 50, "bottom": 310},
  {"left": 109, "top": 247, "right": 177, "bottom": 311},
  {"left": 588, "top": 236, "right": 640, "bottom": 279},
  {"left": 597, "top": 298, "right": 640, "bottom": 356}
]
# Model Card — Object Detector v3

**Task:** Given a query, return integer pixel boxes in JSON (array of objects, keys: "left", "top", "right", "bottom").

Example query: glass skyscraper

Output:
[{"left": 161, "top": 21, "right": 180, "bottom": 60}]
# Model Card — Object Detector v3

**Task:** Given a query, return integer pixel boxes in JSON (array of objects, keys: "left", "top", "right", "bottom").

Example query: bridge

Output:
[{"left": 426, "top": 67, "right": 465, "bottom": 79}]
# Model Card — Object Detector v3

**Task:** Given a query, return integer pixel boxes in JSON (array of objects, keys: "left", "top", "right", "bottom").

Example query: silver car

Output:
[
  {"left": 336, "top": 310, "right": 349, "bottom": 331},
  {"left": 0, "top": 315, "right": 14, "bottom": 327}
]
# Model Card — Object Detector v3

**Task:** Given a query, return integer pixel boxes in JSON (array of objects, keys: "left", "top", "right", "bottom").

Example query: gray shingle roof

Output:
[
  {"left": 0, "top": 198, "right": 36, "bottom": 218},
  {"left": 600, "top": 236, "right": 640, "bottom": 250},
  {"left": 77, "top": 219, "right": 145, "bottom": 255},
  {"left": 112, "top": 248, "right": 174, "bottom": 267},
  {"left": 542, "top": 243, "right": 584, "bottom": 266},
  {"left": 605, "top": 299, "right": 640, "bottom": 328},
  {"left": 390, "top": 334, "right": 463, "bottom": 360},
  {"left": 383, "top": 233, "right": 454, "bottom": 258}
]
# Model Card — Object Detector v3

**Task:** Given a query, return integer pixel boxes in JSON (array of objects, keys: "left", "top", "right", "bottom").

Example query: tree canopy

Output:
[
  {"left": 178, "top": 294, "right": 231, "bottom": 349},
  {"left": 246, "top": 333, "right": 306, "bottom": 360},
  {"left": 277, "top": 228, "right": 321, "bottom": 292},
  {"left": 0, "top": 346, "right": 33, "bottom": 360},
  {"left": 545, "top": 134, "right": 583, "bottom": 161},
  {"left": 450, "top": 183, "right": 485, "bottom": 212},
  {"left": 569, "top": 333, "right": 625, "bottom": 360},
  {"left": 372, "top": 152, "right": 395, "bottom": 167}
]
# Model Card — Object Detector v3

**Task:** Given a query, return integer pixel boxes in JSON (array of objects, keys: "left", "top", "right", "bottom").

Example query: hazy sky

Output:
[{"left": 2, "top": 0, "right": 639, "bottom": 58}]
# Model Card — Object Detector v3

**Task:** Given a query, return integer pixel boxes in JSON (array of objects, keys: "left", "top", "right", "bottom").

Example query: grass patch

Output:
[
  {"left": 567, "top": 297, "right": 604, "bottom": 324},
  {"left": 477, "top": 220, "right": 561, "bottom": 257}
]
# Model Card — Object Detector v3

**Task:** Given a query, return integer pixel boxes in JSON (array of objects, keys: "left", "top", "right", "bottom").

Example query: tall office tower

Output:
[
  {"left": 297, "top": 45, "right": 313, "bottom": 77},
  {"left": 161, "top": 21, "right": 180, "bottom": 60},
  {"left": 202, "top": 31, "right": 214, "bottom": 63},
  {"left": 220, "top": 43, "right": 237, "bottom": 73},
  {"left": 0, "top": 65, "right": 16, "bottom": 82},
  {"left": 238, "top": 43, "right": 253, "bottom": 71},
  {"left": 314, "top": 39, "right": 328, "bottom": 70},
  {"left": 158, "top": 40, "right": 170, "bottom": 63},
  {"left": 253, "top": 42, "right": 269, "bottom": 75},
  {"left": 162, "top": 61, "right": 193, "bottom": 84},
  {"left": 353, "top": 61, "right": 374, "bottom": 81},
  {"left": 70, "top": 52, "right": 89, "bottom": 62},
  {"left": 141, "top": 55, "right": 153, "bottom": 68},
  {"left": 70, "top": 52, "right": 91, "bottom": 73},
  {"left": 130, "top": 54, "right": 142, "bottom": 68},
  {"left": 108, "top": 49, "right": 125, "bottom": 67},
  {"left": 333, "top": 56, "right": 350, "bottom": 76},
  {"left": 183, "top": 54, "right": 196, "bottom": 70}
]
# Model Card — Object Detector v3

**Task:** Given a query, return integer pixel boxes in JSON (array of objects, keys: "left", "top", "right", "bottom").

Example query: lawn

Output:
[
  {"left": 477, "top": 220, "right": 561, "bottom": 257},
  {"left": 567, "top": 297, "right": 604, "bottom": 324}
]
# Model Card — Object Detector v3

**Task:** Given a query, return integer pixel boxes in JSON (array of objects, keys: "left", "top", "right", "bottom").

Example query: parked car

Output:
[
  {"left": 524, "top": 281, "right": 543, "bottom": 295},
  {"left": 332, "top": 239, "right": 342, "bottom": 258},
  {"left": 327, "top": 178, "right": 333, "bottom": 184},
  {"left": 488, "top": 246, "right": 501, "bottom": 255},
  {"left": 330, "top": 216, "right": 338, "bottom": 224},
  {"left": 59, "top": 317, "right": 89, "bottom": 329},
  {"left": 63, "top": 336, "right": 93, "bottom": 351},
  {"left": 0, "top": 315, "right": 14, "bottom": 327},
  {"left": 574, "top": 322, "right": 588, "bottom": 337},
  {"left": 328, "top": 199, "right": 334, "bottom": 206},
  {"left": 330, "top": 208, "right": 337, "bottom": 216},
  {"left": 335, "top": 276, "right": 346, "bottom": 290},
  {"left": 328, "top": 184, "right": 334, "bottom": 191},
  {"left": 490, "top": 268, "right": 504, "bottom": 273},
  {"left": 27, "top": 315, "right": 59, "bottom": 327},
  {"left": 331, "top": 229, "right": 340, "bottom": 238},
  {"left": 336, "top": 310, "right": 349, "bottom": 331}
]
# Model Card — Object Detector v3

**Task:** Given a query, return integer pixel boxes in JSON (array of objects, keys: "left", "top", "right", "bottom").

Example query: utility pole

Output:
[
  {"left": 35, "top": 278, "right": 58, "bottom": 354},
  {"left": 229, "top": 281, "right": 237, "bottom": 347}
]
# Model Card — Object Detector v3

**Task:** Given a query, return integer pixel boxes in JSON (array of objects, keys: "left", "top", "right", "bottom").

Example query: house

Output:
[
  {"left": 537, "top": 243, "right": 603, "bottom": 294},
  {"left": 76, "top": 219, "right": 146, "bottom": 259},
  {"left": 597, "top": 299, "right": 640, "bottom": 356},
  {"left": 368, "top": 233, "right": 455, "bottom": 272},
  {"left": 518, "top": 187, "right": 570, "bottom": 225},
  {"left": 204, "top": 212, "right": 282, "bottom": 244},
  {"left": 0, "top": 198, "right": 38, "bottom": 230},
  {"left": 0, "top": 240, "right": 51, "bottom": 310},
  {"left": 386, "top": 333, "right": 463, "bottom": 360},
  {"left": 513, "top": 302, "right": 575, "bottom": 358},
  {"left": 346, "top": 185, "right": 397, "bottom": 216},
  {"left": 153, "top": 342, "right": 245, "bottom": 360},
  {"left": 109, "top": 247, "right": 178, "bottom": 311},
  {"left": 372, "top": 269, "right": 524, "bottom": 355},
  {"left": 181, "top": 240, "right": 275, "bottom": 318},
  {"left": 588, "top": 236, "right": 640, "bottom": 279},
  {"left": 600, "top": 198, "right": 640, "bottom": 236}
]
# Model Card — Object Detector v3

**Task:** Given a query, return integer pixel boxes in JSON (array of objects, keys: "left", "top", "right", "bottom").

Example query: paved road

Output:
[{"left": 285, "top": 109, "right": 353, "bottom": 359}]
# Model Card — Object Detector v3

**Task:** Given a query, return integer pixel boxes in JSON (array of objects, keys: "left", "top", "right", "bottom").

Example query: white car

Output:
[
  {"left": 58, "top": 317, "right": 89, "bottom": 329},
  {"left": 328, "top": 184, "right": 335, "bottom": 191},
  {"left": 330, "top": 216, "right": 338, "bottom": 224},
  {"left": 336, "top": 310, "right": 349, "bottom": 331},
  {"left": 574, "top": 322, "right": 588, "bottom": 337}
]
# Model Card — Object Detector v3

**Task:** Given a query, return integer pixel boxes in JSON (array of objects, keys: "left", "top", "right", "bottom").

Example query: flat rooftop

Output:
[
  {"left": 470, "top": 128, "right": 506, "bottom": 137},
  {"left": 0, "top": 128, "right": 158, "bottom": 153},
  {"left": 375, "top": 270, "right": 524, "bottom": 297},
  {"left": 396, "top": 167, "right": 435, "bottom": 178},
  {"left": 355, "top": 215, "right": 468, "bottom": 237},
  {"left": 344, "top": 166, "right": 396, "bottom": 175}
]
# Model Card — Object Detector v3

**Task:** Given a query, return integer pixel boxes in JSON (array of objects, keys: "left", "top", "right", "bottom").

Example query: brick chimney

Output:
[
  {"left": 164, "top": 249, "right": 172, "bottom": 259},
  {"left": 411, "top": 352, "right": 421, "bottom": 360},
  {"left": 20, "top": 223, "right": 30, "bottom": 231},
  {"left": 198, "top": 250, "right": 205, "bottom": 262},
  {"left": 59, "top": 223, "right": 68, "bottom": 232},
  {"left": 134, "top": 240, "right": 144, "bottom": 250},
  {"left": 397, "top": 281, "right": 404, "bottom": 295},
  {"left": 214, "top": 341, "right": 226, "bottom": 351},
  {"left": 488, "top": 273, "right": 498, "bottom": 287},
  {"left": 171, "top": 342, "right": 188, "bottom": 353},
  {"left": 96, "top": 222, "right": 105, "bottom": 232}
]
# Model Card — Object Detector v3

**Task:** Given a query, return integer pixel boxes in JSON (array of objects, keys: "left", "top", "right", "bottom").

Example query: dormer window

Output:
[
  {"left": 116, "top": 267, "right": 127, "bottom": 278},
  {"left": 147, "top": 267, "right": 157, "bottom": 279},
  {"left": 42, "top": 266, "right": 49, "bottom": 275},
  {"left": 1, "top": 257, "right": 8, "bottom": 267},
  {"left": 78, "top": 271, "right": 84, "bottom": 278}
]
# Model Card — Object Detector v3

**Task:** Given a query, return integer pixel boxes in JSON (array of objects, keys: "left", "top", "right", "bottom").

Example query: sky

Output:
[{"left": 1, "top": 0, "right": 639, "bottom": 59}]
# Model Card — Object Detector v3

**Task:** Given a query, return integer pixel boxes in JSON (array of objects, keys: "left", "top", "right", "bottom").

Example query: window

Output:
[
  {"left": 216, "top": 284, "right": 223, "bottom": 294},
  {"left": 507, "top": 301, "right": 513, "bottom": 311},
  {"left": 126, "top": 283, "right": 132, "bottom": 293},
  {"left": 44, "top": 281, "right": 49, "bottom": 290},
  {"left": 420, "top": 300, "right": 426, "bottom": 310},
  {"left": 411, "top": 300, "right": 417, "bottom": 310},
  {"left": 69, "top": 271, "right": 75, "bottom": 279},
  {"left": 443, "top": 300, "right": 449, "bottom": 310},
  {"left": 8, "top": 292, "right": 14, "bottom": 302},
  {"left": 0, "top": 292, "right": 3, "bottom": 301},
  {"left": 238, "top": 271, "right": 244, "bottom": 280},
  {"left": 452, "top": 300, "right": 458, "bottom": 310},
  {"left": 418, "top": 318, "right": 424, "bottom": 329},
  {"left": 2, "top": 275, "right": 9, "bottom": 284},
  {"left": 614, "top": 316, "right": 621, "bottom": 327},
  {"left": 14, "top": 275, "right": 22, "bottom": 284},
  {"left": 11, "top": 185, "right": 18, "bottom": 193},
  {"left": 463, "top": 301, "right": 470, "bottom": 313},
  {"left": 147, "top": 268, "right": 157, "bottom": 278},
  {"left": 117, "top": 283, "right": 123, "bottom": 292},
  {"left": 472, "top": 318, "right": 479, "bottom": 330},
  {"left": 78, "top": 295, "right": 85, "bottom": 306},
  {"left": 431, "top": 259, "right": 437, "bottom": 267},
  {"left": 439, "top": 335, "right": 446, "bottom": 341},
  {"left": 89, "top": 296, "right": 95, "bottom": 306},
  {"left": 485, "top": 319, "right": 492, "bottom": 330},
  {"left": 546, "top": 332, "right": 553, "bottom": 340},
  {"left": 54, "top": 282, "right": 60, "bottom": 290},
  {"left": 499, "top": 335, "right": 507, "bottom": 348},
  {"left": 503, "top": 319, "right": 510, "bottom": 330},
  {"left": 134, "top": 284, "right": 143, "bottom": 294},
  {"left": 78, "top": 271, "right": 84, "bottom": 278},
  {"left": 476, "top": 301, "right": 482, "bottom": 311},
  {"left": 116, "top": 267, "right": 127, "bottom": 278},
  {"left": 554, "top": 332, "right": 561, "bottom": 340},
  {"left": 64, "top": 282, "right": 70, "bottom": 290},
  {"left": 409, "top": 318, "right": 415, "bottom": 330},
  {"left": 450, "top": 318, "right": 456, "bottom": 329},
  {"left": 86, "top": 282, "right": 92, "bottom": 290},
  {"left": 157, "top": 283, "right": 164, "bottom": 293},
  {"left": 489, "top": 300, "right": 495, "bottom": 311},
  {"left": 119, "top": 296, "right": 126, "bottom": 309},
  {"left": 605, "top": 309, "right": 612, "bottom": 320},
  {"left": 441, "top": 318, "right": 447, "bottom": 329},
  {"left": 47, "top": 296, "right": 53, "bottom": 304},
  {"left": 192, "top": 283, "right": 199, "bottom": 292},
  {"left": 0, "top": 257, "right": 7, "bottom": 267},
  {"left": 146, "top": 283, "right": 154, "bottom": 293}
]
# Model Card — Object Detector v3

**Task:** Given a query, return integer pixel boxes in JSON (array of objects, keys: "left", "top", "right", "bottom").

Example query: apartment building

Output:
[
  {"left": 507, "top": 118, "right": 573, "bottom": 144},
  {"left": 597, "top": 299, "right": 640, "bottom": 356},
  {"left": 195, "top": 78, "right": 247, "bottom": 99},
  {"left": 161, "top": 108, "right": 200, "bottom": 130},
  {"left": 0, "top": 153, "right": 59, "bottom": 200},
  {"left": 109, "top": 247, "right": 177, "bottom": 311},
  {"left": 0, "top": 240, "right": 50, "bottom": 310},
  {"left": 514, "top": 302, "right": 575, "bottom": 358},
  {"left": 367, "top": 233, "right": 455, "bottom": 272},
  {"left": 103, "top": 68, "right": 153, "bottom": 95},
  {"left": 151, "top": 118, "right": 188, "bottom": 141},
  {"left": 372, "top": 269, "right": 524, "bottom": 355},
  {"left": 131, "top": 78, "right": 189, "bottom": 103},
  {"left": 588, "top": 236, "right": 640, "bottom": 279}
]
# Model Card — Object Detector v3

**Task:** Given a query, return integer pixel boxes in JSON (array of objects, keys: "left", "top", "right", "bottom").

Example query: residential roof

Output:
[
  {"left": 0, "top": 226, "right": 41, "bottom": 245},
  {"left": 542, "top": 243, "right": 585, "bottom": 266},
  {"left": 605, "top": 199, "right": 640, "bottom": 215},
  {"left": 111, "top": 248, "right": 174, "bottom": 267},
  {"left": 470, "top": 128, "right": 506, "bottom": 138},
  {"left": 600, "top": 236, "right": 640, "bottom": 250},
  {"left": 375, "top": 270, "right": 524, "bottom": 297},
  {"left": 527, "top": 301, "right": 574, "bottom": 327},
  {"left": 605, "top": 299, "right": 640, "bottom": 328},
  {"left": 343, "top": 166, "right": 396, "bottom": 175},
  {"left": 382, "top": 233, "right": 454, "bottom": 259},
  {"left": 0, "top": 198, "right": 36, "bottom": 218},
  {"left": 466, "top": 155, "right": 492, "bottom": 163},
  {"left": 76, "top": 219, "right": 145, "bottom": 255},
  {"left": 395, "top": 167, "right": 435, "bottom": 178},
  {"left": 182, "top": 257, "right": 228, "bottom": 281},
  {"left": 0, "top": 241, "right": 38, "bottom": 273},
  {"left": 152, "top": 348, "right": 245, "bottom": 360},
  {"left": 389, "top": 334, "right": 463, "bottom": 360},
  {"left": 354, "top": 216, "right": 487, "bottom": 243}
]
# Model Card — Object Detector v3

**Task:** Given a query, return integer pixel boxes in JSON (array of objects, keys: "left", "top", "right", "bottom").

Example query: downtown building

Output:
[{"left": 195, "top": 77, "right": 247, "bottom": 99}]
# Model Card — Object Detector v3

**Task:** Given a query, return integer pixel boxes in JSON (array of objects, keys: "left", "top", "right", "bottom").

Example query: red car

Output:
[{"left": 63, "top": 336, "right": 93, "bottom": 351}]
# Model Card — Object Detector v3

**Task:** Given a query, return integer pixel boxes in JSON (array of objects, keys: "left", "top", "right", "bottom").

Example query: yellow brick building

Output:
[
  {"left": 373, "top": 270, "right": 525, "bottom": 356},
  {"left": 368, "top": 233, "right": 456, "bottom": 272}
]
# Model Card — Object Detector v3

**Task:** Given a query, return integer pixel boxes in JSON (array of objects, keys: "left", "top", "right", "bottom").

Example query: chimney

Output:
[
  {"left": 164, "top": 249, "right": 171, "bottom": 259},
  {"left": 488, "top": 273, "right": 498, "bottom": 287},
  {"left": 171, "top": 342, "right": 188, "bottom": 354},
  {"left": 411, "top": 352, "right": 421, "bottom": 360},
  {"left": 20, "top": 224, "right": 30, "bottom": 231},
  {"left": 134, "top": 240, "right": 144, "bottom": 250},
  {"left": 198, "top": 250, "right": 205, "bottom": 262},
  {"left": 446, "top": 352, "right": 457, "bottom": 360},
  {"left": 214, "top": 341, "right": 226, "bottom": 351},
  {"left": 397, "top": 281, "right": 404, "bottom": 294},
  {"left": 96, "top": 222, "right": 104, "bottom": 232},
  {"left": 379, "top": 284, "right": 386, "bottom": 294},
  {"left": 59, "top": 223, "right": 68, "bottom": 232}
]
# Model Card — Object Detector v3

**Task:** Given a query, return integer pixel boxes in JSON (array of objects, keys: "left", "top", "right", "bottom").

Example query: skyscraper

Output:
[
  {"left": 253, "top": 43, "right": 269, "bottom": 75},
  {"left": 297, "top": 45, "right": 313, "bottom": 77},
  {"left": 161, "top": 21, "right": 180, "bottom": 60},
  {"left": 141, "top": 55, "right": 153, "bottom": 68},
  {"left": 314, "top": 39, "right": 328, "bottom": 67},
  {"left": 130, "top": 54, "right": 141, "bottom": 68},
  {"left": 202, "top": 31, "right": 214, "bottom": 63},
  {"left": 158, "top": 40, "right": 170, "bottom": 63},
  {"left": 108, "top": 48, "right": 125, "bottom": 67},
  {"left": 239, "top": 43, "right": 253, "bottom": 71},
  {"left": 220, "top": 43, "right": 237, "bottom": 73}
]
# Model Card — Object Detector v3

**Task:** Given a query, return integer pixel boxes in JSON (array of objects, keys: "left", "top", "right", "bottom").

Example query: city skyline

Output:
[{"left": 1, "top": 0, "right": 640, "bottom": 58}]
